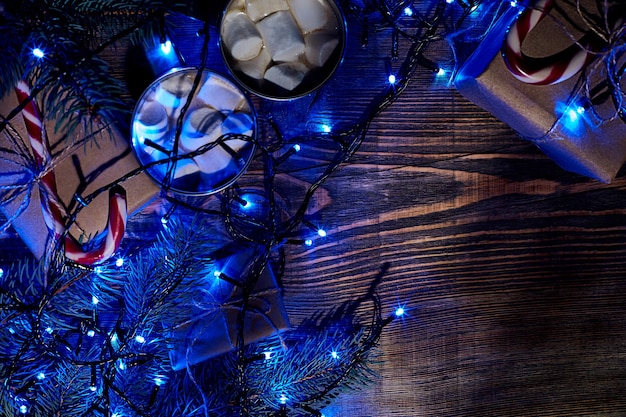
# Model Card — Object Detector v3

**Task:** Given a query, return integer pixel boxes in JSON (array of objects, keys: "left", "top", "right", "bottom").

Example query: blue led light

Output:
[
  {"left": 154, "top": 377, "right": 165, "bottom": 386},
  {"left": 317, "top": 229, "right": 327, "bottom": 237},
  {"left": 403, "top": 7, "right": 413, "bottom": 16},
  {"left": 510, "top": 0, "right": 518, "bottom": 6},
  {"left": 388, "top": 74, "right": 396, "bottom": 84},
  {"left": 446, "top": 0, "right": 454, "bottom": 3},
  {"left": 322, "top": 124, "right": 331, "bottom": 133},
  {"left": 293, "top": 144, "right": 301, "bottom": 152},
  {"left": 160, "top": 40, "right": 172, "bottom": 55},
  {"left": 305, "top": 239, "right": 313, "bottom": 246},
  {"left": 279, "top": 395, "right": 288, "bottom": 404},
  {"left": 0, "top": 268, "right": 4, "bottom": 278},
  {"left": 395, "top": 307, "right": 405, "bottom": 317},
  {"left": 331, "top": 351, "right": 339, "bottom": 359},
  {"left": 20, "top": 405, "right": 28, "bottom": 414},
  {"left": 436, "top": 68, "right": 446, "bottom": 77},
  {"left": 161, "top": 216, "right": 168, "bottom": 225},
  {"left": 264, "top": 351, "right": 273, "bottom": 360},
  {"left": 92, "top": 295, "right": 99, "bottom": 305},
  {"left": 135, "top": 335, "right": 145, "bottom": 343},
  {"left": 115, "top": 258, "right": 124, "bottom": 267},
  {"left": 32, "top": 48, "right": 44, "bottom": 58},
  {"left": 87, "top": 330, "right": 95, "bottom": 337},
  {"left": 37, "top": 372, "right": 45, "bottom": 380},
  {"left": 89, "top": 385, "right": 97, "bottom": 392}
]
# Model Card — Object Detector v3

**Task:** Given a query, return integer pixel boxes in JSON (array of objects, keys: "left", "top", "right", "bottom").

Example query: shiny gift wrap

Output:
[
  {"left": 0, "top": 91, "right": 159, "bottom": 259},
  {"left": 454, "top": 1, "right": 626, "bottom": 183}
]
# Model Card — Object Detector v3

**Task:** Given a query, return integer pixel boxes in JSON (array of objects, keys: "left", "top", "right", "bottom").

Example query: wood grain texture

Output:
[{"left": 2, "top": 5, "right": 626, "bottom": 417}]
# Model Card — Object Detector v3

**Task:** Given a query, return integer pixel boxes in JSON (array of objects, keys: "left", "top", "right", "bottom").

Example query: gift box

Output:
[
  {"left": 167, "top": 244, "right": 290, "bottom": 370},
  {"left": 453, "top": 0, "right": 626, "bottom": 183},
  {"left": 0, "top": 90, "right": 160, "bottom": 259}
]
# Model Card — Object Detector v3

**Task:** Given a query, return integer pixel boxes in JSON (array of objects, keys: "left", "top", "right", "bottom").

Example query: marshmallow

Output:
[
  {"left": 155, "top": 73, "right": 194, "bottom": 109},
  {"left": 245, "top": 0, "right": 289, "bottom": 22},
  {"left": 288, "top": 0, "right": 332, "bottom": 33},
  {"left": 222, "top": 12, "right": 264, "bottom": 61},
  {"left": 197, "top": 75, "right": 247, "bottom": 112},
  {"left": 194, "top": 144, "right": 235, "bottom": 175},
  {"left": 134, "top": 101, "right": 169, "bottom": 141},
  {"left": 264, "top": 62, "right": 308, "bottom": 91},
  {"left": 180, "top": 107, "right": 224, "bottom": 154},
  {"left": 236, "top": 46, "right": 272, "bottom": 80},
  {"left": 222, "top": 112, "right": 254, "bottom": 152},
  {"left": 304, "top": 31, "right": 340, "bottom": 67},
  {"left": 256, "top": 11, "right": 305, "bottom": 62}
]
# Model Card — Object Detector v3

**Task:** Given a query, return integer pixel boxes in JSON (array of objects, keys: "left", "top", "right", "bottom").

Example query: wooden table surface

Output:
[{"left": 2, "top": 2, "right": 626, "bottom": 416}]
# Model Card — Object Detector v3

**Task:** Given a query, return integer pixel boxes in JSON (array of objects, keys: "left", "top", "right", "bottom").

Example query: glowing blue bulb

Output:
[
  {"left": 264, "top": 351, "right": 273, "bottom": 360},
  {"left": 0, "top": 268, "right": 4, "bottom": 278},
  {"left": 110, "top": 333, "right": 119, "bottom": 343},
  {"left": 321, "top": 124, "right": 331, "bottom": 133},
  {"left": 154, "top": 377, "right": 164, "bottom": 386},
  {"left": 87, "top": 330, "right": 95, "bottom": 337},
  {"left": 135, "top": 335, "right": 145, "bottom": 343},
  {"left": 403, "top": 7, "right": 413, "bottom": 16},
  {"left": 20, "top": 405, "right": 27, "bottom": 414},
  {"left": 395, "top": 307, "right": 405, "bottom": 316},
  {"left": 470, "top": 4, "right": 478, "bottom": 11},
  {"left": 115, "top": 258, "right": 124, "bottom": 267},
  {"left": 510, "top": 0, "right": 518, "bottom": 6},
  {"left": 436, "top": 68, "right": 446, "bottom": 77},
  {"left": 33, "top": 48, "right": 44, "bottom": 58},
  {"left": 45, "top": 327, "right": 53, "bottom": 334},
  {"left": 331, "top": 351, "right": 339, "bottom": 359},
  {"left": 279, "top": 395, "right": 288, "bottom": 404},
  {"left": 388, "top": 74, "right": 396, "bottom": 84},
  {"left": 93, "top": 266, "right": 103, "bottom": 274},
  {"left": 214, "top": 270, "right": 222, "bottom": 278},
  {"left": 161, "top": 216, "right": 168, "bottom": 225},
  {"left": 293, "top": 144, "right": 301, "bottom": 152},
  {"left": 118, "top": 360, "right": 126, "bottom": 371},
  {"left": 304, "top": 239, "right": 313, "bottom": 246},
  {"left": 566, "top": 108, "right": 579, "bottom": 122},
  {"left": 89, "top": 385, "right": 97, "bottom": 392},
  {"left": 317, "top": 229, "right": 327, "bottom": 237},
  {"left": 37, "top": 372, "right": 45, "bottom": 380},
  {"left": 160, "top": 40, "right": 172, "bottom": 55},
  {"left": 446, "top": 0, "right": 454, "bottom": 3},
  {"left": 8, "top": 327, "right": 15, "bottom": 334},
  {"left": 92, "top": 295, "right": 99, "bottom": 305}
]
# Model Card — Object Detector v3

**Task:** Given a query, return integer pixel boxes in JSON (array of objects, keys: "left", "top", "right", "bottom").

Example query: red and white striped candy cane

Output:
[
  {"left": 502, "top": 0, "right": 601, "bottom": 85},
  {"left": 15, "top": 81, "right": 128, "bottom": 266}
]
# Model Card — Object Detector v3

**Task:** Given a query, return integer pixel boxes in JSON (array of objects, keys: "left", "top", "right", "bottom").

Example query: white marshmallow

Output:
[
  {"left": 304, "top": 31, "right": 339, "bottom": 67},
  {"left": 236, "top": 46, "right": 272, "bottom": 80},
  {"left": 197, "top": 75, "right": 247, "bottom": 112},
  {"left": 256, "top": 11, "right": 305, "bottom": 62},
  {"left": 222, "top": 12, "right": 264, "bottom": 61},
  {"left": 155, "top": 73, "right": 194, "bottom": 109},
  {"left": 264, "top": 62, "right": 308, "bottom": 91},
  {"left": 245, "top": 0, "right": 289, "bottom": 22},
  {"left": 194, "top": 144, "right": 234, "bottom": 175},
  {"left": 180, "top": 107, "right": 224, "bottom": 154},
  {"left": 288, "top": 0, "right": 332, "bottom": 33},
  {"left": 134, "top": 101, "right": 169, "bottom": 141}
]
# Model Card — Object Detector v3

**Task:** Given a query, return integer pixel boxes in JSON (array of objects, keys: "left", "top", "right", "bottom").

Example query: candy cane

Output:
[
  {"left": 14, "top": 81, "right": 127, "bottom": 265},
  {"left": 502, "top": 0, "right": 601, "bottom": 85}
]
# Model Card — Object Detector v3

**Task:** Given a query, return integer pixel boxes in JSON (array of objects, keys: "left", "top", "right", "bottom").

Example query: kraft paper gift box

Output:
[
  {"left": 0, "top": 91, "right": 160, "bottom": 259},
  {"left": 453, "top": 1, "right": 626, "bottom": 183},
  {"left": 168, "top": 244, "right": 290, "bottom": 370}
]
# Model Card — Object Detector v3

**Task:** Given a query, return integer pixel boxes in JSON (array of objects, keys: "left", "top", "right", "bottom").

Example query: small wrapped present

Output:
[
  {"left": 454, "top": 0, "right": 626, "bottom": 183},
  {"left": 167, "top": 244, "right": 290, "bottom": 370},
  {"left": 0, "top": 90, "right": 160, "bottom": 260}
]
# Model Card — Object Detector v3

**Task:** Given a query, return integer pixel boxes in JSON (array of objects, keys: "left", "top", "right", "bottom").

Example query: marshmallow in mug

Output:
[
  {"left": 134, "top": 101, "right": 169, "bottom": 142},
  {"left": 155, "top": 73, "right": 194, "bottom": 109},
  {"left": 256, "top": 11, "right": 305, "bottom": 63},
  {"left": 221, "top": 12, "right": 263, "bottom": 61},
  {"left": 264, "top": 62, "right": 308, "bottom": 91},
  {"left": 197, "top": 75, "right": 248, "bottom": 112},
  {"left": 246, "top": 0, "right": 289, "bottom": 22},
  {"left": 288, "top": 0, "right": 333, "bottom": 33},
  {"left": 179, "top": 107, "right": 224, "bottom": 153},
  {"left": 305, "top": 32, "right": 339, "bottom": 67}
]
